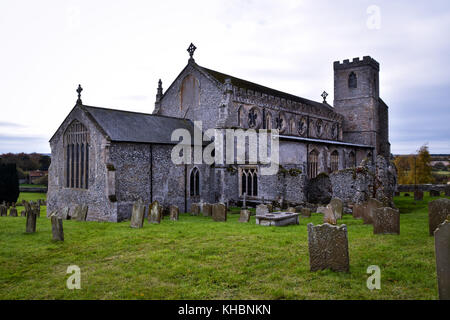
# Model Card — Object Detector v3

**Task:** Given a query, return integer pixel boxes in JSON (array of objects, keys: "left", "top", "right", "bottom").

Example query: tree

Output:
[
  {"left": 394, "top": 155, "right": 411, "bottom": 184},
  {"left": 407, "top": 144, "right": 434, "bottom": 184},
  {"left": 0, "top": 163, "right": 20, "bottom": 204}
]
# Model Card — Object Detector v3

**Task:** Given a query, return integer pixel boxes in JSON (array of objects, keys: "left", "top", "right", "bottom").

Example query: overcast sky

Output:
[{"left": 1, "top": 0, "right": 449, "bottom": 155}]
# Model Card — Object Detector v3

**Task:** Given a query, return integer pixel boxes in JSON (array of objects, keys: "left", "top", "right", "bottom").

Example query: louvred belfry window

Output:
[{"left": 64, "top": 120, "right": 90, "bottom": 189}]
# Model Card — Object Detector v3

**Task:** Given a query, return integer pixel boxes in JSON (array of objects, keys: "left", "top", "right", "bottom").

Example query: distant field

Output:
[
  {"left": 0, "top": 192, "right": 448, "bottom": 300},
  {"left": 433, "top": 171, "right": 450, "bottom": 176}
]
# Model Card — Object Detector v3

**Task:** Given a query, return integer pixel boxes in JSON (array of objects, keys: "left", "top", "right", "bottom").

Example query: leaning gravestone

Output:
[
  {"left": 428, "top": 198, "right": 450, "bottom": 236},
  {"left": 202, "top": 203, "right": 212, "bottom": 217},
  {"left": 430, "top": 189, "right": 441, "bottom": 197},
  {"left": 26, "top": 209, "right": 37, "bottom": 233},
  {"left": 190, "top": 203, "right": 200, "bottom": 216},
  {"left": 148, "top": 200, "right": 162, "bottom": 224},
  {"left": 130, "top": 199, "right": 146, "bottom": 228},
  {"left": 323, "top": 205, "right": 337, "bottom": 225},
  {"left": 329, "top": 198, "right": 343, "bottom": 219},
  {"left": 352, "top": 203, "right": 366, "bottom": 219},
  {"left": 256, "top": 204, "right": 269, "bottom": 216},
  {"left": 212, "top": 203, "right": 227, "bottom": 222},
  {"left": 78, "top": 205, "right": 88, "bottom": 221},
  {"left": 9, "top": 203, "right": 18, "bottom": 217},
  {"left": 414, "top": 190, "right": 424, "bottom": 201},
  {"left": 239, "top": 209, "right": 251, "bottom": 223},
  {"left": 169, "top": 205, "right": 179, "bottom": 221},
  {"left": 307, "top": 223, "right": 350, "bottom": 272},
  {"left": 363, "top": 198, "right": 383, "bottom": 225},
  {"left": 301, "top": 208, "right": 311, "bottom": 218},
  {"left": 434, "top": 220, "right": 450, "bottom": 300},
  {"left": 373, "top": 207, "right": 400, "bottom": 235},
  {"left": 51, "top": 216, "right": 64, "bottom": 241}
]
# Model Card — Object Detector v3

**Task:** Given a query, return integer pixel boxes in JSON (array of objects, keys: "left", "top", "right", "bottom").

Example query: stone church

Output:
[{"left": 47, "top": 44, "right": 393, "bottom": 222}]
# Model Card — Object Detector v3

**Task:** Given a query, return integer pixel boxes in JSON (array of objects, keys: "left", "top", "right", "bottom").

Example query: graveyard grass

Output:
[{"left": 1, "top": 192, "right": 449, "bottom": 300}]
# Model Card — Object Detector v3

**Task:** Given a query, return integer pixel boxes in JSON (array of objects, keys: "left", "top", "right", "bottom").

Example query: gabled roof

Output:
[
  {"left": 82, "top": 105, "right": 195, "bottom": 145},
  {"left": 196, "top": 64, "right": 334, "bottom": 113}
]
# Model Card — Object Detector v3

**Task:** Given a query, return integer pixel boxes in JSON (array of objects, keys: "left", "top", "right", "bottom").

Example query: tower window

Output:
[
  {"left": 190, "top": 167, "right": 200, "bottom": 196},
  {"left": 348, "top": 72, "right": 357, "bottom": 89},
  {"left": 64, "top": 120, "right": 90, "bottom": 189}
]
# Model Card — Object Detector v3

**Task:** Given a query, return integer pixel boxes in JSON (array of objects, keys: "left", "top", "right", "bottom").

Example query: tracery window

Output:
[
  {"left": 348, "top": 151, "right": 356, "bottom": 168},
  {"left": 190, "top": 167, "right": 200, "bottom": 196},
  {"left": 64, "top": 120, "right": 89, "bottom": 189},
  {"left": 241, "top": 167, "right": 258, "bottom": 197},
  {"left": 331, "top": 150, "right": 339, "bottom": 172},
  {"left": 308, "top": 150, "right": 319, "bottom": 179}
]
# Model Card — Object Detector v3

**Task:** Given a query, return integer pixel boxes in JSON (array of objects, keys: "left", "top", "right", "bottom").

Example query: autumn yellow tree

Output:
[
  {"left": 394, "top": 155, "right": 410, "bottom": 184},
  {"left": 406, "top": 144, "right": 434, "bottom": 184}
]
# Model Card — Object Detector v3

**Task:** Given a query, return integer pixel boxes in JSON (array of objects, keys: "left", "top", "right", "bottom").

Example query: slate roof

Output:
[
  {"left": 197, "top": 65, "right": 334, "bottom": 113},
  {"left": 82, "top": 105, "right": 195, "bottom": 145}
]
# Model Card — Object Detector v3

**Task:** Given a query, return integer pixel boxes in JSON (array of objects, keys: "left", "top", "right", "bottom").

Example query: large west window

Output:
[
  {"left": 241, "top": 167, "right": 258, "bottom": 197},
  {"left": 64, "top": 120, "right": 89, "bottom": 189}
]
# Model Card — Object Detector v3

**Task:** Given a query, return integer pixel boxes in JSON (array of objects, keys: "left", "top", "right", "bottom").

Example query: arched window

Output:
[
  {"left": 348, "top": 151, "right": 356, "bottom": 168},
  {"left": 331, "top": 150, "right": 339, "bottom": 172},
  {"left": 348, "top": 72, "right": 357, "bottom": 89},
  {"left": 241, "top": 168, "right": 258, "bottom": 197},
  {"left": 367, "top": 151, "right": 373, "bottom": 164},
  {"left": 190, "top": 167, "right": 200, "bottom": 196},
  {"left": 308, "top": 150, "right": 319, "bottom": 179},
  {"left": 266, "top": 112, "right": 272, "bottom": 130},
  {"left": 64, "top": 120, "right": 90, "bottom": 189}
]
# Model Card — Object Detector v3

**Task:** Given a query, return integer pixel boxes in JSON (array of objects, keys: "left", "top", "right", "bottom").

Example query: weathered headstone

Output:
[
  {"left": 266, "top": 204, "right": 273, "bottom": 213},
  {"left": 429, "top": 198, "right": 450, "bottom": 236},
  {"left": 352, "top": 203, "right": 366, "bottom": 219},
  {"left": 329, "top": 198, "right": 343, "bottom": 220},
  {"left": 414, "top": 190, "right": 424, "bottom": 201},
  {"left": 212, "top": 203, "right": 227, "bottom": 222},
  {"left": 301, "top": 208, "right": 311, "bottom": 218},
  {"left": 373, "top": 207, "right": 400, "bottom": 235},
  {"left": 190, "top": 203, "right": 200, "bottom": 216},
  {"left": 434, "top": 220, "right": 450, "bottom": 300},
  {"left": 256, "top": 204, "right": 269, "bottom": 216},
  {"left": 239, "top": 209, "right": 251, "bottom": 223},
  {"left": 0, "top": 205, "right": 7, "bottom": 216},
  {"left": 363, "top": 198, "right": 383, "bottom": 225},
  {"left": 77, "top": 205, "right": 88, "bottom": 221},
  {"left": 71, "top": 206, "right": 81, "bottom": 220},
  {"left": 307, "top": 223, "right": 350, "bottom": 272},
  {"left": 51, "top": 216, "right": 64, "bottom": 241},
  {"left": 430, "top": 189, "right": 441, "bottom": 197},
  {"left": 202, "top": 203, "right": 212, "bottom": 217},
  {"left": 9, "top": 203, "right": 18, "bottom": 217},
  {"left": 169, "top": 205, "right": 179, "bottom": 221},
  {"left": 323, "top": 205, "right": 337, "bottom": 225},
  {"left": 20, "top": 210, "right": 26, "bottom": 217},
  {"left": 61, "top": 207, "right": 70, "bottom": 220},
  {"left": 130, "top": 199, "right": 146, "bottom": 228},
  {"left": 148, "top": 200, "right": 162, "bottom": 224},
  {"left": 26, "top": 210, "right": 37, "bottom": 233}
]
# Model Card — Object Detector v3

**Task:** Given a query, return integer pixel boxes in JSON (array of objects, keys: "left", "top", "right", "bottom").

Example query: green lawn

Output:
[{"left": 0, "top": 192, "right": 448, "bottom": 300}]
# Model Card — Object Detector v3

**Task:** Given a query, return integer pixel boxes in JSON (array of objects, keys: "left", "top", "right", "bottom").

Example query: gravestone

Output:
[
  {"left": 301, "top": 208, "right": 311, "bottom": 218},
  {"left": 190, "top": 203, "right": 200, "bottom": 216},
  {"left": 329, "top": 198, "right": 343, "bottom": 220},
  {"left": 352, "top": 203, "right": 365, "bottom": 219},
  {"left": 316, "top": 206, "right": 327, "bottom": 214},
  {"left": 169, "top": 205, "right": 179, "bottom": 221},
  {"left": 71, "top": 206, "right": 81, "bottom": 220},
  {"left": 429, "top": 198, "right": 450, "bottom": 236},
  {"left": 287, "top": 207, "right": 296, "bottom": 213},
  {"left": 373, "top": 207, "right": 400, "bottom": 235},
  {"left": 239, "top": 209, "right": 251, "bottom": 223},
  {"left": 60, "top": 207, "right": 70, "bottom": 220},
  {"left": 256, "top": 211, "right": 299, "bottom": 226},
  {"left": 0, "top": 205, "right": 7, "bottom": 216},
  {"left": 307, "top": 223, "right": 350, "bottom": 272},
  {"left": 78, "top": 205, "right": 88, "bottom": 221},
  {"left": 212, "top": 203, "right": 227, "bottom": 222},
  {"left": 26, "top": 210, "right": 37, "bottom": 233},
  {"left": 414, "top": 190, "right": 424, "bottom": 201},
  {"left": 266, "top": 204, "right": 273, "bottom": 213},
  {"left": 256, "top": 204, "right": 269, "bottom": 216},
  {"left": 130, "top": 199, "right": 146, "bottom": 228},
  {"left": 445, "top": 186, "right": 450, "bottom": 197},
  {"left": 323, "top": 205, "right": 337, "bottom": 225},
  {"left": 202, "top": 203, "right": 212, "bottom": 217},
  {"left": 430, "top": 189, "right": 441, "bottom": 197},
  {"left": 20, "top": 210, "right": 26, "bottom": 217},
  {"left": 148, "top": 200, "right": 162, "bottom": 224},
  {"left": 9, "top": 203, "right": 18, "bottom": 217},
  {"left": 363, "top": 198, "right": 383, "bottom": 225},
  {"left": 51, "top": 216, "right": 64, "bottom": 241},
  {"left": 434, "top": 220, "right": 450, "bottom": 300}
]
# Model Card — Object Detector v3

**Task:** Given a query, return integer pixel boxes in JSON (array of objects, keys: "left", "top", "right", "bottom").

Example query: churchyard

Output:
[{"left": 0, "top": 192, "right": 449, "bottom": 300}]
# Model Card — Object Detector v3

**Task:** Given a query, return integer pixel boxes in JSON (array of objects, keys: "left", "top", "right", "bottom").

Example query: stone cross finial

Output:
[
  {"left": 187, "top": 43, "right": 197, "bottom": 59},
  {"left": 76, "top": 84, "right": 83, "bottom": 104},
  {"left": 321, "top": 91, "right": 328, "bottom": 103}
]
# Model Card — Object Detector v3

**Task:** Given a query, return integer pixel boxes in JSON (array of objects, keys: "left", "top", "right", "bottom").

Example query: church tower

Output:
[{"left": 333, "top": 56, "right": 389, "bottom": 158}]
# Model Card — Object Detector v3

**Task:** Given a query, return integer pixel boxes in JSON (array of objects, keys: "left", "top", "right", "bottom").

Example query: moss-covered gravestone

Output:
[
  {"left": 239, "top": 209, "right": 251, "bottom": 223},
  {"left": 148, "top": 200, "right": 162, "bottom": 224},
  {"left": 26, "top": 210, "right": 37, "bottom": 233},
  {"left": 212, "top": 203, "right": 227, "bottom": 222},
  {"left": 130, "top": 199, "right": 146, "bottom": 228},
  {"left": 429, "top": 199, "right": 450, "bottom": 236},
  {"left": 9, "top": 203, "right": 18, "bottom": 217},
  {"left": 169, "top": 205, "right": 179, "bottom": 221},
  {"left": 373, "top": 207, "right": 400, "bottom": 235},
  {"left": 51, "top": 216, "right": 64, "bottom": 241}
]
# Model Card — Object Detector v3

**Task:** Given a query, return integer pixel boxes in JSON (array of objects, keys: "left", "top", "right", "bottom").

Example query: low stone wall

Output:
[
  {"left": 19, "top": 187, "right": 47, "bottom": 193},
  {"left": 398, "top": 184, "right": 448, "bottom": 192}
]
